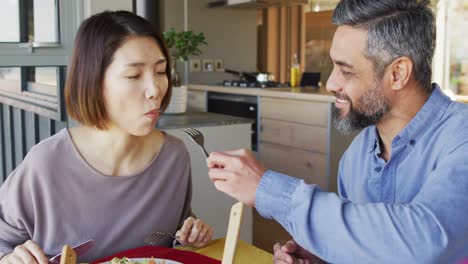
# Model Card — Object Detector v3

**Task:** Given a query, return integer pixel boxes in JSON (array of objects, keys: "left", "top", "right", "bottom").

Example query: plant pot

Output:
[{"left": 165, "top": 85, "right": 187, "bottom": 114}]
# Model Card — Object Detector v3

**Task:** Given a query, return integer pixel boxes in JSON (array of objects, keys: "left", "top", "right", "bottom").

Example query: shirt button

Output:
[
  {"left": 375, "top": 166, "right": 382, "bottom": 172},
  {"left": 410, "top": 139, "right": 415, "bottom": 145}
]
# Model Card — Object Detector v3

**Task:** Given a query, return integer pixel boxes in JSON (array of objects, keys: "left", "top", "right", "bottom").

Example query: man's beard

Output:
[{"left": 333, "top": 82, "right": 390, "bottom": 135}]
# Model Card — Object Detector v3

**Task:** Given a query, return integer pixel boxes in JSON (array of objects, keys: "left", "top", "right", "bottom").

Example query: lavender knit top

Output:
[{"left": 0, "top": 129, "right": 192, "bottom": 262}]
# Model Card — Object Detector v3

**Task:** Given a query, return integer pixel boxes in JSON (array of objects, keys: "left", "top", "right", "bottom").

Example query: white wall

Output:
[{"left": 84, "top": 0, "right": 133, "bottom": 17}]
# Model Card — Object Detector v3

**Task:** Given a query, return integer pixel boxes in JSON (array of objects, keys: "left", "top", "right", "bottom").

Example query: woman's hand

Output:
[
  {"left": 175, "top": 217, "right": 214, "bottom": 248},
  {"left": 0, "top": 240, "right": 48, "bottom": 264}
]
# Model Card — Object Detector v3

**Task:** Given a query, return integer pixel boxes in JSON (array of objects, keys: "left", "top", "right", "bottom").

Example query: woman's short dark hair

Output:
[
  {"left": 332, "top": 0, "right": 436, "bottom": 93},
  {"left": 65, "top": 10, "right": 172, "bottom": 129}
]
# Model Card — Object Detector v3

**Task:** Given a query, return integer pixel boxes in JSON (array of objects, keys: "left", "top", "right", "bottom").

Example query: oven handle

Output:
[{"left": 207, "top": 93, "right": 257, "bottom": 104}]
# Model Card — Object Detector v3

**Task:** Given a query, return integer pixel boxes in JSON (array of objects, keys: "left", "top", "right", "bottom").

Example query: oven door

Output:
[{"left": 207, "top": 92, "right": 258, "bottom": 151}]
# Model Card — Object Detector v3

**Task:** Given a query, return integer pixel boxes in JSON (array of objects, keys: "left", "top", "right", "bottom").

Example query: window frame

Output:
[{"left": 0, "top": 0, "right": 81, "bottom": 121}]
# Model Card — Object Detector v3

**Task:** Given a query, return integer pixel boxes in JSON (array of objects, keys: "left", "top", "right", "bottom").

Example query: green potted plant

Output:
[
  {"left": 163, "top": 28, "right": 207, "bottom": 87},
  {"left": 162, "top": 28, "right": 207, "bottom": 114}
]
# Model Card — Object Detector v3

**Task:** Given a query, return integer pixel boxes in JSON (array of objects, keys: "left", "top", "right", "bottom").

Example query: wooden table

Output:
[{"left": 179, "top": 238, "right": 273, "bottom": 264}]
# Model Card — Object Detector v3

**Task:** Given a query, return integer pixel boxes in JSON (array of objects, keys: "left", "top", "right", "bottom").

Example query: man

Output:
[{"left": 207, "top": 0, "right": 468, "bottom": 263}]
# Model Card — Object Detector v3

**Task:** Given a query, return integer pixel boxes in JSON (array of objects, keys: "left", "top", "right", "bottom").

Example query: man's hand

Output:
[
  {"left": 0, "top": 240, "right": 48, "bottom": 264},
  {"left": 273, "top": 240, "right": 325, "bottom": 264},
  {"left": 175, "top": 217, "right": 214, "bottom": 248},
  {"left": 206, "top": 149, "right": 266, "bottom": 207}
]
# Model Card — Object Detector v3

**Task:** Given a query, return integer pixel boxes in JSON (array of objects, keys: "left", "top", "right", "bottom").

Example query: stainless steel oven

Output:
[{"left": 207, "top": 92, "right": 258, "bottom": 151}]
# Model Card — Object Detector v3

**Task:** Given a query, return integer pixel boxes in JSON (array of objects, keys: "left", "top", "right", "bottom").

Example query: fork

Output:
[
  {"left": 144, "top": 231, "right": 180, "bottom": 246},
  {"left": 180, "top": 128, "right": 209, "bottom": 158}
]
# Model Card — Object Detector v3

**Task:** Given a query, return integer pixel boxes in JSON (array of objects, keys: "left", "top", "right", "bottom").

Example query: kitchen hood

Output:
[{"left": 207, "top": 0, "right": 308, "bottom": 9}]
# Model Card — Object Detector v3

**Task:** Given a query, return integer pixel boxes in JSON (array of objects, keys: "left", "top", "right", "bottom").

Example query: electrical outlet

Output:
[
  {"left": 189, "top": 59, "right": 201, "bottom": 72},
  {"left": 202, "top": 59, "right": 214, "bottom": 72},
  {"left": 214, "top": 59, "right": 224, "bottom": 72}
]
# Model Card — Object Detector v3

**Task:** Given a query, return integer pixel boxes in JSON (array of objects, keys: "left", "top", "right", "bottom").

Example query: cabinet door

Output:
[
  {"left": 187, "top": 90, "right": 207, "bottom": 111},
  {"left": 259, "top": 142, "right": 328, "bottom": 190},
  {"left": 253, "top": 210, "right": 292, "bottom": 254},
  {"left": 260, "top": 97, "right": 329, "bottom": 126},
  {"left": 260, "top": 118, "right": 327, "bottom": 153}
]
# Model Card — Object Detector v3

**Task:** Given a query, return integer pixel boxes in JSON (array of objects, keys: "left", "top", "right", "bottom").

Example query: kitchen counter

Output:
[
  {"left": 156, "top": 111, "right": 253, "bottom": 130},
  {"left": 455, "top": 94, "right": 468, "bottom": 103},
  {"left": 188, "top": 84, "right": 335, "bottom": 102},
  {"left": 189, "top": 84, "right": 468, "bottom": 104}
]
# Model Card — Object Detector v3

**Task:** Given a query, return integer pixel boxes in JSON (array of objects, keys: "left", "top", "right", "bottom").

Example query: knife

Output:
[{"left": 48, "top": 239, "right": 95, "bottom": 264}]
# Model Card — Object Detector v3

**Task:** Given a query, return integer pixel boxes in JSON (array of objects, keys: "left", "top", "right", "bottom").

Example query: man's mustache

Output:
[{"left": 333, "top": 92, "right": 351, "bottom": 102}]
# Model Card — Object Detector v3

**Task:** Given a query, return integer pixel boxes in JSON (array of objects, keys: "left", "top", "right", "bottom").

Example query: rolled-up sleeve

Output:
[{"left": 254, "top": 142, "right": 468, "bottom": 264}]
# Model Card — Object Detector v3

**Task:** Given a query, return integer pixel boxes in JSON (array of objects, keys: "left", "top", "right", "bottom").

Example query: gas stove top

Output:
[{"left": 222, "top": 80, "right": 290, "bottom": 88}]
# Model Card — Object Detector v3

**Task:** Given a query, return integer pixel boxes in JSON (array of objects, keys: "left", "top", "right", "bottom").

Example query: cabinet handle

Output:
[{"left": 249, "top": 106, "right": 255, "bottom": 111}]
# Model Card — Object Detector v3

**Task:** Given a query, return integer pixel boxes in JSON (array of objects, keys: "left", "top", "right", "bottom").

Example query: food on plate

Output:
[{"left": 110, "top": 257, "right": 164, "bottom": 264}]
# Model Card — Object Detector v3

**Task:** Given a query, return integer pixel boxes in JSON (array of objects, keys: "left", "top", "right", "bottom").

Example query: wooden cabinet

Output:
[
  {"left": 255, "top": 96, "right": 356, "bottom": 252},
  {"left": 260, "top": 118, "right": 327, "bottom": 153},
  {"left": 260, "top": 142, "right": 328, "bottom": 186},
  {"left": 260, "top": 97, "right": 329, "bottom": 126}
]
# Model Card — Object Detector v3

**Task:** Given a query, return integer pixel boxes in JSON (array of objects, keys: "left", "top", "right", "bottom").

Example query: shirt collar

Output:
[
  {"left": 394, "top": 83, "right": 451, "bottom": 146},
  {"left": 369, "top": 126, "right": 379, "bottom": 153},
  {"left": 368, "top": 83, "right": 451, "bottom": 153}
]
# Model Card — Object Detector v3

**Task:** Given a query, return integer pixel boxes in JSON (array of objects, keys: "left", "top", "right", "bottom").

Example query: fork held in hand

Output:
[
  {"left": 144, "top": 231, "right": 180, "bottom": 246},
  {"left": 180, "top": 128, "right": 209, "bottom": 158}
]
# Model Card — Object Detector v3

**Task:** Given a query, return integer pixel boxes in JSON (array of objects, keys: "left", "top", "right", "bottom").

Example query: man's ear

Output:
[{"left": 389, "top": 56, "right": 413, "bottom": 91}]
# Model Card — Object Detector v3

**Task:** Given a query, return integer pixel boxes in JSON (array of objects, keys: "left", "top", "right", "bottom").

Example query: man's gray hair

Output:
[{"left": 332, "top": 0, "right": 436, "bottom": 93}]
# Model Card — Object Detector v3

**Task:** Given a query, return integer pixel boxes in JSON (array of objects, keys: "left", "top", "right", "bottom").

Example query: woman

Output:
[{"left": 0, "top": 11, "right": 213, "bottom": 264}]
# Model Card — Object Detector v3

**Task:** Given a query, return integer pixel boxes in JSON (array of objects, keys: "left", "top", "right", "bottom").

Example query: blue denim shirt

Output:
[{"left": 256, "top": 84, "right": 468, "bottom": 264}]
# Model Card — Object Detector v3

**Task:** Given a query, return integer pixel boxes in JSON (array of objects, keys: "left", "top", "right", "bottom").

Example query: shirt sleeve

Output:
[
  {"left": 255, "top": 140, "right": 468, "bottom": 263},
  {"left": 337, "top": 159, "right": 348, "bottom": 200},
  {"left": 0, "top": 167, "right": 32, "bottom": 258}
]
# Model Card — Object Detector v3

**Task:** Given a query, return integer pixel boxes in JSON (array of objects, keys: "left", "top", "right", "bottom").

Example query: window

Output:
[
  {"left": 433, "top": 0, "right": 468, "bottom": 102},
  {"left": 0, "top": 1, "right": 20, "bottom": 42},
  {"left": 0, "top": 0, "right": 79, "bottom": 121},
  {"left": 446, "top": 0, "right": 468, "bottom": 99}
]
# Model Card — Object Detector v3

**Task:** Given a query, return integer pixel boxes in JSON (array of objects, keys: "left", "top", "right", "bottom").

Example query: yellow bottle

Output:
[{"left": 290, "top": 53, "right": 300, "bottom": 87}]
